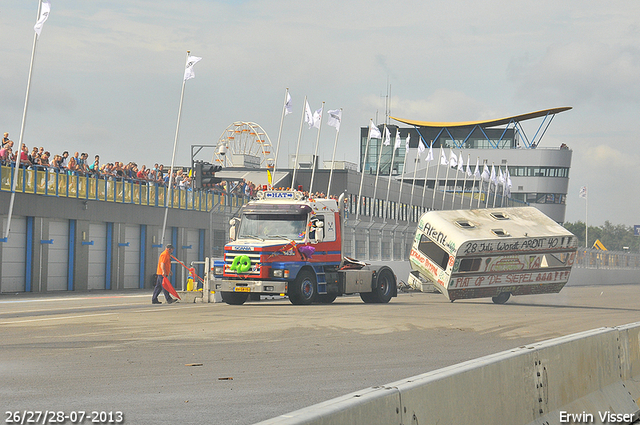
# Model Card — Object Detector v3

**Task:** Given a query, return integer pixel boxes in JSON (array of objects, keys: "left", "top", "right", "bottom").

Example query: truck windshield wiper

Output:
[
  {"left": 267, "top": 235, "right": 297, "bottom": 242},
  {"left": 239, "top": 234, "right": 264, "bottom": 241}
]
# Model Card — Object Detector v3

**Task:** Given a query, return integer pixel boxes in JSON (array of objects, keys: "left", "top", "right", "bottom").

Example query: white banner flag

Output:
[
  {"left": 457, "top": 152, "right": 464, "bottom": 172},
  {"left": 383, "top": 126, "right": 391, "bottom": 146},
  {"left": 305, "top": 101, "right": 314, "bottom": 128},
  {"left": 440, "top": 148, "right": 448, "bottom": 166},
  {"left": 34, "top": 0, "right": 51, "bottom": 39},
  {"left": 405, "top": 132, "right": 411, "bottom": 152},
  {"left": 285, "top": 93, "right": 293, "bottom": 115},
  {"left": 481, "top": 163, "right": 490, "bottom": 181},
  {"left": 327, "top": 109, "right": 341, "bottom": 131},
  {"left": 506, "top": 169, "right": 512, "bottom": 197},
  {"left": 394, "top": 130, "right": 402, "bottom": 151},
  {"left": 369, "top": 121, "right": 381, "bottom": 139},
  {"left": 490, "top": 164, "right": 497, "bottom": 185},
  {"left": 184, "top": 56, "right": 202, "bottom": 81},
  {"left": 579, "top": 186, "right": 587, "bottom": 199},
  {"left": 473, "top": 158, "right": 480, "bottom": 178},
  {"left": 418, "top": 140, "right": 425, "bottom": 156},
  {"left": 466, "top": 158, "right": 472, "bottom": 177},
  {"left": 449, "top": 149, "right": 457, "bottom": 168},
  {"left": 425, "top": 146, "right": 434, "bottom": 162},
  {"left": 312, "top": 106, "right": 323, "bottom": 129}
]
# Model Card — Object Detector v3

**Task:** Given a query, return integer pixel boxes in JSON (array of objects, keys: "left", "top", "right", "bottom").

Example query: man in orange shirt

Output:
[{"left": 152, "top": 244, "right": 176, "bottom": 304}]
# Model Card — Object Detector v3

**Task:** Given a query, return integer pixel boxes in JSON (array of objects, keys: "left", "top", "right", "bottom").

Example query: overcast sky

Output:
[{"left": 2, "top": 1, "right": 639, "bottom": 226}]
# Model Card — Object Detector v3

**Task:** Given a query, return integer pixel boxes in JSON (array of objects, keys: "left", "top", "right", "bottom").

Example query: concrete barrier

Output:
[{"left": 257, "top": 322, "right": 640, "bottom": 425}]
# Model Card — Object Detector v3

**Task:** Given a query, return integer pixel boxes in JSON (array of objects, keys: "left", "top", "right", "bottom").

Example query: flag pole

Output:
[
  {"left": 161, "top": 51, "right": 191, "bottom": 247},
  {"left": 371, "top": 125, "right": 387, "bottom": 222},
  {"left": 309, "top": 101, "right": 324, "bottom": 195},
  {"left": 477, "top": 159, "right": 483, "bottom": 209},
  {"left": 271, "top": 88, "right": 289, "bottom": 189},
  {"left": 585, "top": 186, "right": 589, "bottom": 247},
  {"left": 441, "top": 150, "right": 451, "bottom": 208},
  {"left": 384, "top": 129, "right": 400, "bottom": 220},
  {"left": 492, "top": 163, "right": 498, "bottom": 208},
  {"left": 452, "top": 153, "right": 460, "bottom": 209},
  {"left": 470, "top": 157, "right": 478, "bottom": 209},
  {"left": 396, "top": 135, "right": 410, "bottom": 223},
  {"left": 462, "top": 153, "right": 470, "bottom": 209},
  {"left": 356, "top": 121, "right": 374, "bottom": 221},
  {"left": 327, "top": 109, "right": 342, "bottom": 197},
  {"left": 419, "top": 143, "right": 431, "bottom": 211},
  {"left": 409, "top": 137, "right": 420, "bottom": 219},
  {"left": 431, "top": 146, "right": 442, "bottom": 211},
  {"left": 4, "top": 0, "right": 43, "bottom": 241},
  {"left": 291, "top": 96, "right": 307, "bottom": 190}
]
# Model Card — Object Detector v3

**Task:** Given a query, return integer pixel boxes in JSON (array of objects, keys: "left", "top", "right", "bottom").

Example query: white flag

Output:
[
  {"left": 579, "top": 186, "right": 587, "bottom": 199},
  {"left": 418, "top": 140, "right": 425, "bottom": 156},
  {"left": 490, "top": 164, "right": 497, "bottom": 185},
  {"left": 498, "top": 168, "right": 505, "bottom": 184},
  {"left": 327, "top": 109, "right": 341, "bottom": 131},
  {"left": 312, "top": 106, "right": 323, "bottom": 129},
  {"left": 506, "top": 169, "right": 512, "bottom": 197},
  {"left": 457, "top": 152, "right": 464, "bottom": 172},
  {"left": 369, "top": 121, "right": 381, "bottom": 139},
  {"left": 184, "top": 56, "right": 202, "bottom": 81},
  {"left": 305, "top": 101, "right": 314, "bottom": 128},
  {"left": 474, "top": 158, "right": 480, "bottom": 178},
  {"left": 34, "top": 0, "right": 51, "bottom": 39},
  {"left": 284, "top": 93, "right": 293, "bottom": 115},
  {"left": 481, "top": 163, "right": 490, "bottom": 181},
  {"left": 425, "top": 146, "right": 434, "bottom": 162},
  {"left": 394, "top": 130, "right": 402, "bottom": 151},
  {"left": 449, "top": 149, "right": 457, "bottom": 168},
  {"left": 383, "top": 126, "right": 391, "bottom": 146},
  {"left": 440, "top": 149, "right": 448, "bottom": 166},
  {"left": 466, "top": 158, "right": 472, "bottom": 177},
  {"left": 405, "top": 132, "right": 410, "bottom": 152}
]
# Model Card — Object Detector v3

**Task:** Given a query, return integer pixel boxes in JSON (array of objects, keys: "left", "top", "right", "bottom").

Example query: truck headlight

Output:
[
  {"left": 214, "top": 266, "right": 224, "bottom": 275},
  {"left": 272, "top": 269, "right": 283, "bottom": 278}
]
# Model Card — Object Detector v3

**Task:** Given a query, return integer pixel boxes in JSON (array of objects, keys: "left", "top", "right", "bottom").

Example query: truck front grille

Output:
[{"left": 224, "top": 251, "right": 262, "bottom": 275}]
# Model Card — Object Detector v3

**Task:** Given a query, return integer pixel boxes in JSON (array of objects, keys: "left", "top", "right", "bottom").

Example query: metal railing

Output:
[
  {"left": 574, "top": 248, "right": 640, "bottom": 270},
  {"left": 0, "top": 163, "right": 251, "bottom": 212}
]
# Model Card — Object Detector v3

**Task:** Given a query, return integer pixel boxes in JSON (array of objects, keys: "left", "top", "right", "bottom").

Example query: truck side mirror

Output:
[{"left": 229, "top": 218, "right": 239, "bottom": 241}]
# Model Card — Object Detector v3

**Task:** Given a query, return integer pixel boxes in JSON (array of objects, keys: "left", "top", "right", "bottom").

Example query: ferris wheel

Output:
[{"left": 213, "top": 122, "right": 274, "bottom": 168}]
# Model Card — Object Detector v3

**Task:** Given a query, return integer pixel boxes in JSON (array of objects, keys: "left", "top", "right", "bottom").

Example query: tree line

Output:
[{"left": 563, "top": 221, "right": 640, "bottom": 252}]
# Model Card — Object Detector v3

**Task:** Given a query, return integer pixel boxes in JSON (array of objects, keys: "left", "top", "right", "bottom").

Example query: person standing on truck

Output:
[{"left": 152, "top": 244, "right": 176, "bottom": 304}]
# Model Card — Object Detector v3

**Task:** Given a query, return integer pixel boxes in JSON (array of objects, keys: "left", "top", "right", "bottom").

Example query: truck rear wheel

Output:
[
  {"left": 221, "top": 291, "right": 249, "bottom": 305},
  {"left": 289, "top": 270, "right": 317, "bottom": 305},
  {"left": 316, "top": 294, "right": 337, "bottom": 304},
  {"left": 492, "top": 292, "right": 511, "bottom": 304},
  {"left": 361, "top": 268, "right": 395, "bottom": 303}
]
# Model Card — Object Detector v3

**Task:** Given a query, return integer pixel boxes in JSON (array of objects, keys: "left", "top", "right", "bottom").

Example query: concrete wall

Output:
[
  {"left": 257, "top": 323, "right": 640, "bottom": 425},
  {"left": 0, "top": 191, "right": 212, "bottom": 293}
]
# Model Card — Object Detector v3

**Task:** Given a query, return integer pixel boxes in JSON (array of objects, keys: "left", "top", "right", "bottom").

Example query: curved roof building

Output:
[{"left": 359, "top": 107, "right": 573, "bottom": 223}]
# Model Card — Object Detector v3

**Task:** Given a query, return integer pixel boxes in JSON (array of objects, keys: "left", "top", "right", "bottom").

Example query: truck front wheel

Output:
[
  {"left": 289, "top": 270, "right": 317, "bottom": 305},
  {"left": 221, "top": 291, "right": 249, "bottom": 305},
  {"left": 492, "top": 292, "right": 511, "bottom": 304}
]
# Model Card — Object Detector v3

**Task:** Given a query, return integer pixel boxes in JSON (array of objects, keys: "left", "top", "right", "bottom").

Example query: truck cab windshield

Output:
[{"left": 238, "top": 214, "right": 307, "bottom": 240}]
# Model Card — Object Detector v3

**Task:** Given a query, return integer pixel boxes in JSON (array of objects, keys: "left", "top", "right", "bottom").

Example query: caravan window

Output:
[{"left": 418, "top": 233, "right": 450, "bottom": 270}]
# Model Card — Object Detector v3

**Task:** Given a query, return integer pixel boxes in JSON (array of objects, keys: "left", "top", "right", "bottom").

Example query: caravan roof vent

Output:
[
  {"left": 490, "top": 212, "right": 510, "bottom": 220},
  {"left": 491, "top": 229, "right": 510, "bottom": 237},
  {"left": 455, "top": 220, "right": 475, "bottom": 229}
]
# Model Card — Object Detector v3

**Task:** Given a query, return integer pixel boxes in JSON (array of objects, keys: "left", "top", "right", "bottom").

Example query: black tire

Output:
[
  {"left": 221, "top": 291, "right": 249, "bottom": 305},
  {"left": 316, "top": 293, "right": 337, "bottom": 304},
  {"left": 492, "top": 292, "right": 511, "bottom": 304},
  {"left": 360, "top": 292, "right": 377, "bottom": 303},
  {"left": 289, "top": 270, "right": 317, "bottom": 305},
  {"left": 371, "top": 268, "right": 395, "bottom": 303}
]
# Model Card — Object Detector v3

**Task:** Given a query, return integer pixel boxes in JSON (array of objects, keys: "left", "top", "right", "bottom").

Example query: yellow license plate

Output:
[{"left": 234, "top": 287, "right": 251, "bottom": 292}]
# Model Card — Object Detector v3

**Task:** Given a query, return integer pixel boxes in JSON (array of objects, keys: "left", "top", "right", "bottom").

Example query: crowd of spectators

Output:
[
  {"left": 1, "top": 133, "right": 194, "bottom": 189},
  {"left": 1, "top": 132, "right": 342, "bottom": 200}
]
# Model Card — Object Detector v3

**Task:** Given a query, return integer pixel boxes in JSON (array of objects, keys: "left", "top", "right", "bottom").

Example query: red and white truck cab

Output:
[{"left": 212, "top": 190, "right": 397, "bottom": 305}]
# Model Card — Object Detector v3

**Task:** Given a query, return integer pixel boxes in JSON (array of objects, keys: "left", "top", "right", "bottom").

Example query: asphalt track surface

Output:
[{"left": 1, "top": 284, "right": 639, "bottom": 425}]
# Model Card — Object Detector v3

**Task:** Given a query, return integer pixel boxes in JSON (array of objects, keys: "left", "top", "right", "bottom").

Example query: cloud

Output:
[{"left": 509, "top": 41, "right": 640, "bottom": 107}]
